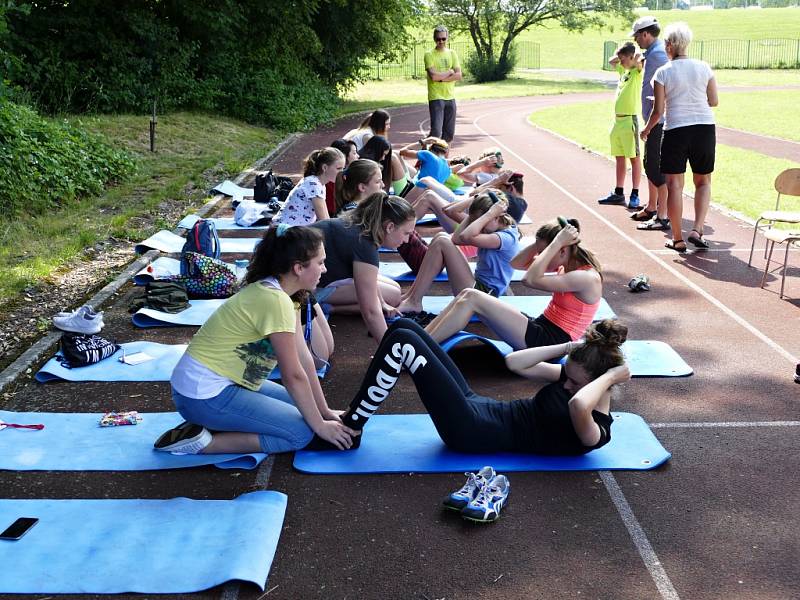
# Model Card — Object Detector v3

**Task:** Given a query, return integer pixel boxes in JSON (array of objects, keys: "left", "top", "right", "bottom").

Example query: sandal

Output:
[
  {"left": 665, "top": 239, "right": 687, "bottom": 253},
  {"left": 687, "top": 229, "right": 709, "bottom": 249},
  {"left": 630, "top": 209, "right": 657, "bottom": 222},
  {"left": 637, "top": 217, "right": 670, "bottom": 231}
]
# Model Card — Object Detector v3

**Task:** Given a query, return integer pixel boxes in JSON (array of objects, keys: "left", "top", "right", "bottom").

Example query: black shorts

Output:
[
  {"left": 524, "top": 314, "right": 570, "bottom": 349},
  {"left": 660, "top": 124, "right": 716, "bottom": 175},
  {"left": 644, "top": 122, "right": 666, "bottom": 187}
]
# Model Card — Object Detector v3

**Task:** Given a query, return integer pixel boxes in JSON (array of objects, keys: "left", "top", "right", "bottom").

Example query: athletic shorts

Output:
[
  {"left": 523, "top": 314, "right": 570, "bottom": 349},
  {"left": 609, "top": 115, "right": 640, "bottom": 159},
  {"left": 474, "top": 279, "right": 499, "bottom": 297},
  {"left": 659, "top": 124, "right": 716, "bottom": 175},
  {"left": 397, "top": 230, "right": 428, "bottom": 274}
]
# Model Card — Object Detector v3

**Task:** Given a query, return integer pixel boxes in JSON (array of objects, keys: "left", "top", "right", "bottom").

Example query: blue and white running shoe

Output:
[
  {"left": 461, "top": 474, "right": 510, "bottom": 523},
  {"left": 442, "top": 466, "right": 496, "bottom": 512}
]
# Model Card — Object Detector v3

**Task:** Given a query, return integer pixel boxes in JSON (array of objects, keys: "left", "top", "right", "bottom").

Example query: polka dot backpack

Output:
[{"left": 169, "top": 252, "right": 236, "bottom": 299}]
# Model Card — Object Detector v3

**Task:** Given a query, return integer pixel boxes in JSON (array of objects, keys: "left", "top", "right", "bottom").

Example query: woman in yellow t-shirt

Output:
[{"left": 154, "top": 225, "right": 358, "bottom": 455}]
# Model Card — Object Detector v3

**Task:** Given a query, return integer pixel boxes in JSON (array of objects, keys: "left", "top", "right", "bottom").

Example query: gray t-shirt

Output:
[{"left": 311, "top": 218, "right": 380, "bottom": 287}]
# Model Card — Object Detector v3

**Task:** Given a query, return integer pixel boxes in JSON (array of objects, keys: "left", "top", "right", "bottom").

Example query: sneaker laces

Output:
[
  {"left": 471, "top": 480, "right": 501, "bottom": 509},
  {"left": 455, "top": 472, "right": 480, "bottom": 496}
]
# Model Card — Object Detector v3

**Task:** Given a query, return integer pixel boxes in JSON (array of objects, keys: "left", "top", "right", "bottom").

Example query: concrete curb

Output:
[{"left": 0, "top": 133, "right": 301, "bottom": 395}]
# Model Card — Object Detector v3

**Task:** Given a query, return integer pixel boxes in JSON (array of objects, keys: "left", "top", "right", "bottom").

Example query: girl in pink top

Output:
[{"left": 426, "top": 218, "right": 603, "bottom": 350}]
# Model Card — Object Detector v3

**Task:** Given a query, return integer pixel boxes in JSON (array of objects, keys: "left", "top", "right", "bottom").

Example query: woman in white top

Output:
[
  {"left": 273, "top": 147, "right": 345, "bottom": 226},
  {"left": 641, "top": 22, "right": 718, "bottom": 252},
  {"left": 344, "top": 109, "right": 391, "bottom": 151}
]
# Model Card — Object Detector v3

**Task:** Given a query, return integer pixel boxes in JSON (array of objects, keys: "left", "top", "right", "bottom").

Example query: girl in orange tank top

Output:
[{"left": 425, "top": 217, "right": 602, "bottom": 351}]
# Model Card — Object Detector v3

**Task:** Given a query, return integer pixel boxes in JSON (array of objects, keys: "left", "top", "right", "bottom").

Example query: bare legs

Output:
[
  {"left": 397, "top": 233, "right": 475, "bottom": 314},
  {"left": 665, "top": 172, "right": 712, "bottom": 247},
  {"left": 425, "top": 288, "right": 531, "bottom": 350},
  {"left": 691, "top": 172, "right": 712, "bottom": 237}
]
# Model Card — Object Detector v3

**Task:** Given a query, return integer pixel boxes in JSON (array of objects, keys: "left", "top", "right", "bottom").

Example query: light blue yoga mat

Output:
[
  {"left": 212, "top": 179, "right": 254, "bottom": 201},
  {"left": 0, "top": 491, "right": 285, "bottom": 593},
  {"left": 293, "top": 413, "right": 670, "bottom": 473},
  {"left": 35, "top": 341, "right": 328, "bottom": 383},
  {"left": 134, "top": 256, "right": 235, "bottom": 284},
  {"left": 135, "top": 230, "right": 261, "bottom": 255},
  {"left": 0, "top": 410, "right": 265, "bottom": 471},
  {"left": 178, "top": 214, "right": 270, "bottom": 230},
  {"left": 416, "top": 294, "right": 616, "bottom": 322},
  {"left": 132, "top": 299, "right": 225, "bottom": 327},
  {"left": 439, "top": 333, "right": 692, "bottom": 377},
  {"left": 380, "top": 261, "right": 527, "bottom": 283}
]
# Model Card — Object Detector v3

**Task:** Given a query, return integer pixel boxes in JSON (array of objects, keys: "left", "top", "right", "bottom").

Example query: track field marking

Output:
[
  {"left": 471, "top": 106, "right": 798, "bottom": 365},
  {"left": 651, "top": 421, "right": 800, "bottom": 428},
  {"left": 601, "top": 472, "right": 681, "bottom": 600}
]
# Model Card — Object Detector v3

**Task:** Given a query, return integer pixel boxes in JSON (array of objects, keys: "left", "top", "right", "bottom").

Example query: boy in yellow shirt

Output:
[{"left": 598, "top": 42, "right": 644, "bottom": 209}]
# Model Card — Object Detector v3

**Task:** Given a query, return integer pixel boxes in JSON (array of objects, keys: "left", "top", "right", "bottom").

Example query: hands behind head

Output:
[
  {"left": 554, "top": 223, "right": 580, "bottom": 247},
  {"left": 487, "top": 195, "right": 508, "bottom": 217},
  {"left": 607, "top": 364, "right": 631, "bottom": 385}
]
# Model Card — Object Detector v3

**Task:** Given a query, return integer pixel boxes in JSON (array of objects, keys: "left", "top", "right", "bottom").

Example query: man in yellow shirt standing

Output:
[{"left": 424, "top": 25, "right": 462, "bottom": 143}]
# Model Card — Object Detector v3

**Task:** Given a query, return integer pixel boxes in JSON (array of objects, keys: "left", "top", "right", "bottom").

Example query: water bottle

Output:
[{"left": 234, "top": 259, "right": 249, "bottom": 282}]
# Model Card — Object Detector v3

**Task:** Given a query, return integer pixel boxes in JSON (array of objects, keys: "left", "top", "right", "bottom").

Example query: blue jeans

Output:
[{"left": 172, "top": 380, "right": 314, "bottom": 453}]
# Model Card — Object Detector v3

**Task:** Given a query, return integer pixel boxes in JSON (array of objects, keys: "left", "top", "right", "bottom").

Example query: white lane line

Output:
[
  {"left": 221, "top": 455, "right": 276, "bottom": 600},
  {"left": 601, "top": 472, "right": 681, "bottom": 600},
  {"left": 651, "top": 421, "right": 800, "bottom": 428},
  {"left": 471, "top": 106, "right": 799, "bottom": 365}
]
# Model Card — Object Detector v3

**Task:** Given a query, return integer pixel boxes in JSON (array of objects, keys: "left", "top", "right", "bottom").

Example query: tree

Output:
[{"left": 434, "top": 0, "right": 637, "bottom": 81}]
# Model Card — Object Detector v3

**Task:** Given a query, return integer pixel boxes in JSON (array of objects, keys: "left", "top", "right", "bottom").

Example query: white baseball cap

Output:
[{"left": 630, "top": 16, "right": 658, "bottom": 36}]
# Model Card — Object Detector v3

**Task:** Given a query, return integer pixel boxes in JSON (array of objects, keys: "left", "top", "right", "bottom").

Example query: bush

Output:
[
  {"left": 0, "top": 100, "right": 135, "bottom": 216},
  {"left": 465, "top": 48, "right": 518, "bottom": 83}
]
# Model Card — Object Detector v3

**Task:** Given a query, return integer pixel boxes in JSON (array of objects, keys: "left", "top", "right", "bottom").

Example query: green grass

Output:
[
  {"left": 714, "top": 90, "right": 800, "bottom": 140},
  {"left": 0, "top": 112, "right": 281, "bottom": 303},
  {"left": 528, "top": 100, "right": 800, "bottom": 222},
  {"left": 339, "top": 71, "right": 607, "bottom": 115}
]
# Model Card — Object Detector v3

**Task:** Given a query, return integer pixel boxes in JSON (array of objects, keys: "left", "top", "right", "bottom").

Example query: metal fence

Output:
[
  {"left": 361, "top": 40, "right": 541, "bottom": 80},
  {"left": 603, "top": 38, "right": 800, "bottom": 69}
]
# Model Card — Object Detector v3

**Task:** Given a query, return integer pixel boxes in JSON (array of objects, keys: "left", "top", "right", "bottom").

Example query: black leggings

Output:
[{"left": 343, "top": 319, "right": 516, "bottom": 452}]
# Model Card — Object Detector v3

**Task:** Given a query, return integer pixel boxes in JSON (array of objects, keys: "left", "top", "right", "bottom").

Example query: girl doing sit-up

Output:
[
  {"left": 154, "top": 225, "right": 357, "bottom": 455},
  {"left": 336, "top": 318, "right": 630, "bottom": 455},
  {"left": 425, "top": 218, "right": 602, "bottom": 350},
  {"left": 397, "top": 190, "right": 519, "bottom": 314},
  {"left": 311, "top": 192, "right": 416, "bottom": 342}
]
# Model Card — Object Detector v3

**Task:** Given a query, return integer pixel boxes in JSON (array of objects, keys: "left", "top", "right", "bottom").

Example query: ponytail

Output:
[
  {"left": 535, "top": 217, "right": 602, "bottom": 277},
  {"left": 334, "top": 159, "right": 382, "bottom": 214},
  {"left": 359, "top": 136, "right": 392, "bottom": 190},
  {"left": 303, "top": 147, "right": 344, "bottom": 178},
  {"left": 343, "top": 192, "right": 414, "bottom": 246},
  {"left": 468, "top": 189, "right": 515, "bottom": 230},
  {"left": 568, "top": 319, "right": 627, "bottom": 379},
  {"left": 245, "top": 225, "right": 324, "bottom": 284}
]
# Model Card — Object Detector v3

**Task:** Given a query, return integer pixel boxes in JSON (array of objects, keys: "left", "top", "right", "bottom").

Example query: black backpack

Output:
[
  {"left": 57, "top": 333, "right": 120, "bottom": 369},
  {"left": 180, "top": 219, "right": 220, "bottom": 275},
  {"left": 254, "top": 170, "right": 294, "bottom": 203},
  {"left": 129, "top": 281, "right": 190, "bottom": 314}
]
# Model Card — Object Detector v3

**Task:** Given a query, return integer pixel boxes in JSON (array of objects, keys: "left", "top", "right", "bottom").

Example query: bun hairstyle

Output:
[
  {"left": 246, "top": 225, "right": 324, "bottom": 285},
  {"left": 468, "top": 189, "right": 515, "bottom": 229},
  {"left": 334, "top": 158, "right": 382, "bottom": 214},
  {"left": 358, "top": 135, "right": 393, "bottom": 190},
  {"left": 569, "top": 319, "right": 628, "bottom": 379},
  {"left": 344, "top": 192, "right": 414, "bottom": 247},
  {"left": 303, "top": 147, "right": 344, "bottom": 177},
  {"left": 535, "top": 217, "right": 603, "bottom": 277}
]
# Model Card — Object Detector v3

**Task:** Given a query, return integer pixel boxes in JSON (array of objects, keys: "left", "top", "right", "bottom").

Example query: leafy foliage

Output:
[
  {"left": 434, "top": 0, "right": 637, "bottom": 81},
  {"left": 0, "top": 100, "right": 135, "bottom": 216},
  {"left": 2, "top": 0, "right": 414, "bottom": 129}
]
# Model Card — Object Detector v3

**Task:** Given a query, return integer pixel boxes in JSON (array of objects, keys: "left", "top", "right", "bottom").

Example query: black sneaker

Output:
[
  {"left": 598, "top": 191, "right": 625, "bottom": 205},
  {"left": 153, "top": 422, "right": 211, "bottom": 454}
]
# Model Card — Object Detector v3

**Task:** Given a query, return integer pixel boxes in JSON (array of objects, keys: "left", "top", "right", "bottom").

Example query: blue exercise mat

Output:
[
  {"left": 134, "top": 257, "right": 233, "bottom": 285},
  {"left": 416, "top": 294, "right": 616, "bottom": 322},
  {"left": 0, "top": 410, "right": 265, "bottom": 471},
  {"left": 35, "top": 341, "right": 328, "bottom": 383},
  {"left": 178, "top": 214, "right": 269, "bottom": 230},
  {"left": 132, "top": 299, "right": 225, "bottom": 327},
  {"left": 135, "top": 230, "right": 261, "bottom": 255},
  {"left": 380, "top": 261, "right": 527, "bottom": 283},
  {"left": 438, "top": 333, "right": 691, "bottom": 377},
  {"left": 0, "top": 491, "right": 285, "bottom": 593},
  {"left": 293, "top": 413, "right": 670, "bottom": 473}
]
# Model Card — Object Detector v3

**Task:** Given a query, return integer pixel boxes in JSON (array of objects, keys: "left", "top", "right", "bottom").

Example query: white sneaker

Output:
[
  {"left": 52, "top": 310, "right": 104, "bottom": 334},
  {"left": 153, "top": 422, "right": 212, "bottom": 455},
  {"left": 55, "top": 304, "right": 103, "bottom": 319}
]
